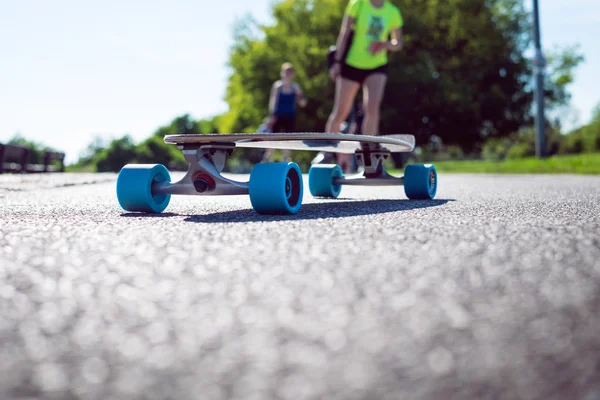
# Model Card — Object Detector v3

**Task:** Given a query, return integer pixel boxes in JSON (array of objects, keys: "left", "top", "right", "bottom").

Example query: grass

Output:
[
  {"left": 65, "top": 164, "right": 96, "bottom": 173},
  {"left": 391, "top": 153, "right": 600, "bottom": 175},
  {"left": 63, "top": 153, "right": 599, "bottom": 175}
]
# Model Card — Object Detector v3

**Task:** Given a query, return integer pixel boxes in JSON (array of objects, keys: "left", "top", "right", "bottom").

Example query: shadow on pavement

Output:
[
  {"left": 120, "top": 212, "right": 181, "bottom": 218},
  {"left": 182, "top": 199, "right": 452, "bottom": 223}
]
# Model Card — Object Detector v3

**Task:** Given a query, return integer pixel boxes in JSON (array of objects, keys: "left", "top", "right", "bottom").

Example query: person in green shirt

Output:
[{"left": 326, "top": 0, "right": 404, "bottom": 172}]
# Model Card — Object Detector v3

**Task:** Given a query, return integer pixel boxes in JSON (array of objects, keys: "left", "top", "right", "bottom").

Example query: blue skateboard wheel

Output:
[
  {"left": 249, "top": 162, "right": 303, "bottom": 214},
  {"left": 308, "top": 164, "right": 343, "bottom": 198},
  {"left": 116, "top": 164, "right": 171, "bottom": 213},
  {"left": 404, "top": 164, "right": 437, "bottom": 199}
]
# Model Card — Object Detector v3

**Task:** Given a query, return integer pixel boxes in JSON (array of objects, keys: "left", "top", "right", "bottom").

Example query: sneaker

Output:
[{"left": 311, "top": 152, "right": 326, "bottom": 164}]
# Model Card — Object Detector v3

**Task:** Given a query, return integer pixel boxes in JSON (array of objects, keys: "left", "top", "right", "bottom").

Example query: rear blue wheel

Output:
[
  {"left": 249, "top": 162, "right": 303, "bottom": 214},
  {"left": 404, "top": 164, "right": 437, "bottom": 199},
  {"left": 116, "top": 164, "right": 171, "bottom": 213},
  {"left": 308, "top": 164, "right": 343, "bottom": 198}
]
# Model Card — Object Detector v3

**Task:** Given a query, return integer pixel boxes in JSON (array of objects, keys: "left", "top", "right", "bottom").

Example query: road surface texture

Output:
[{"left": 1, "top": 172, "right": 599, "bottom": 400}]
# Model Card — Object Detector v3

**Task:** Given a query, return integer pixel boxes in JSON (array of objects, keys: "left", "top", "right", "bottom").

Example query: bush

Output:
[
  {"left": 95, "top": 136, "right": 137, "bottom": 172},
  {"left": 507, "top": 141, "right": 534, "bottom": 159},
  {"left": 559, "top": 126, "right": 599, "bottom": 154},
  {"left": 135, "top": 136, "right": 186, "bottom": 170},
  {"left": 559, "top": 130, "right": 584, "bottom": 154},
  {"left": 560, "top": 103, "right": 600, "bottom": 154},
  {"left": 482, "top": 137, "right": 512, "bottom": 161},
  {"left": 581, "top": 122, "right": 600, "bottom": 153},
  {"left": 446, "top": 145, "right": 464, "bottom": 160}
]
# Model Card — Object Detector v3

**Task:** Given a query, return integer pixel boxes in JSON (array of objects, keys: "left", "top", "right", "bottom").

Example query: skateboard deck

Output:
[{"left": 164, "top": 132, "right": 415, "bottom": 154}]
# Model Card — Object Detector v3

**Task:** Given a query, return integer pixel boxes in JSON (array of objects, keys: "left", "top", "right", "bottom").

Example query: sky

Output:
[{"left": 1, "top": 0, "right": 599, "bottom": 164}]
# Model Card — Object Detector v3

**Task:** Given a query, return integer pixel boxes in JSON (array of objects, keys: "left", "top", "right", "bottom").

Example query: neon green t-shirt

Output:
[{"left": 344, "top": 0, "right": 403, "bottom": 69}]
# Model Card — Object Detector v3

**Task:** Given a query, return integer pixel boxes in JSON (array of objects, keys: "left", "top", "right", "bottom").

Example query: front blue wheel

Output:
[
  {"left": 404, "top": 164, "right": 437, "bottom": 199},
  {"left": 308, "top": 164, "right": 343, "bottom": 198},
  {"left": 116, "top": 164, "right": 171, "bottom": 213},
  {"left": 249, "top": 162, "right": 303, "bottom": 214}
]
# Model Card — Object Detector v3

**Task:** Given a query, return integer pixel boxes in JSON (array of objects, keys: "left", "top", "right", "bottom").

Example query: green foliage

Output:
[
  {"left": 95, "top": 135, "right": 138, "bottom": 172},
  {"left": 480, "top": 125, "right": 563, "bottom": 160},
  {"left": 543, "top": 45, "right": 585, "bottom": 108},
  {"left": 152, "top": 113, "right": 218, "bottom": 137},
  {"left": 559, "top": 103, "right": 600, "bottom": 154},
  {"left": 581, "top": 104, "right": 600, "bottom": 152},
  {"left": 482, "top": 137, "right": 513, "bottom": 160},
  {"left": 71, "top": 136, "right": 107, "bottom": 168},
  {"left": 401, "top": 152, "right": 600, "bottom": 174},
  {"left": 446, "top": 145, "right": 464, "bottom": 160},
  {"left": 135, "top": 135, "right": 187, "bottom": 170},
  {"left": 76, "top": 114, "right": 225, "bottom": 172},
  {"left": 506, "top": 139, "right": 533, "bottom": 159}
]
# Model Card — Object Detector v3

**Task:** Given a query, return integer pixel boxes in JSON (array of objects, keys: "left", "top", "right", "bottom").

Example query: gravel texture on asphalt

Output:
[{"left": 1, "top": 172, "right": 599, "bottom": 400}]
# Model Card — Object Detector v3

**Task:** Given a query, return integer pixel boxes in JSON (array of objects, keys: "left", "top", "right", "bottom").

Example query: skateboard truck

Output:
[
  {"left": 354, "top": 143, "right": 393, "bottom": 178},
  {"left": 151, "top": 143, "right": 250, "bottom": 196},
  {"left": 332, "top": 143, "right": 404, "bottom": 186}
]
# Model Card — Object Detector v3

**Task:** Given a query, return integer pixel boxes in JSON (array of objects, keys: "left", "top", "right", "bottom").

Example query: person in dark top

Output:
[{"left": 262, "top": 62, "right": 307, "bottom": 162}]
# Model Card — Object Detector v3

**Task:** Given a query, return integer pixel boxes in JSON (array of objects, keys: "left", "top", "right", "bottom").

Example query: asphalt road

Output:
[{"left": 1, "top": 172, "right": 599, "bottom": 400}]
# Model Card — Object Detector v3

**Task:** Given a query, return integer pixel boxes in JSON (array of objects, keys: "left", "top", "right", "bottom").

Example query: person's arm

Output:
[
  {"left": 268, "top": 82, "right": 279, "bottom": 115},
  {"left": 333, "top": 15, "right": 355, "bottom": 64},
  {"left": 383, "top": 9, "right": 404, "bottom": 52},
  {"left": 330, "top": 0, "right": 360, "bottom": 80},
  {"left": 330, "top": 15, "right": 355, "bottom": 80},
  {"left": 384, "top": 27, "right": 404, "bottom": 52},
  {"left": 294, "top": 84, "right": 307, "bottom": 107}
]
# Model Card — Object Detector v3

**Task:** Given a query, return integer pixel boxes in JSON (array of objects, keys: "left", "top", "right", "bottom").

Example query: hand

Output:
[
  {"left": 329, "top": 62, "right": 341, "bottom": 81},
  {"left": 299, "top": 98, "right": 307, "bottom": 108},
  {"left": 267, "top": 116, "right": 276, "bottom": 130},
  {"left": 368, "top": 41, "right": 386, "bottom": 54}
]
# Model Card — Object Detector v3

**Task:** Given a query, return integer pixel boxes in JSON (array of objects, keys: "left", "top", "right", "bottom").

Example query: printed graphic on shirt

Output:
[{"left": 366, "top": 15, "right": 384, "bottom": 40}]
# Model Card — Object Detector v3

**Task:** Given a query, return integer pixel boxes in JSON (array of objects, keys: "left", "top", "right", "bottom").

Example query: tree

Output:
[
  {"left": 95, "top": 135, "right": 137, "bottom": 172},
  {"left": 75, "top": 136, "right": 107, "bottom": 166},
  {"left": 79, "top": 114, "right": 223, "bottom": 172},
  {"left": 153, "top": 114, "right": 220, "bottom": 137},
  {"left": 560, "top": 102, "right": 600, "bottom": 154},
  {"left": 135, "top": 135, "right": 186, "bottom": 169},
  {"left": 222, "top": 0, "right": 582, "bottom": 153}
]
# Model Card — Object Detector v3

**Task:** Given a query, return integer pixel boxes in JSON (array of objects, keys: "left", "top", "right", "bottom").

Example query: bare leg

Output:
[
  {"left": 326, "top": 77, "right": 360, "bottom": 172},
  {"left": 362, "top": 73, "right": 387, "bottom": 136},
  {"left": 262, "top": 148, "right": 274, "bottom": 162}
]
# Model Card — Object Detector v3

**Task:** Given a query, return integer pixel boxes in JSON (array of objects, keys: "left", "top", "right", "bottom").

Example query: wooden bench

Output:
[
  {"left": 42, "top": 151, "right": 65, "bottom": 172},
  {"left": 0, "top": 143, "right": 65, "bottom": 173}
]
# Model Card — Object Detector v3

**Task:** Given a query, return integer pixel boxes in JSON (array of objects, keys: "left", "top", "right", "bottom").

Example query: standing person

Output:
[
  {"left": 311, "top": 100, "right": 364, "bottom": 166},
  {"left": 347, "top": 101, "right": 365, "bottom": 173},
  {"left": 326, "top": 0, "right": 404, "bottom": 172},
  {"left": 347, "top": 100, "right": 365, "bottom": 136},
  {"left": 262, "top": 62, "right": 307, "bottom": 162}
]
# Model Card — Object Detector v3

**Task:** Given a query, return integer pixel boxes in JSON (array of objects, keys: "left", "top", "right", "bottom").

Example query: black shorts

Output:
[
  {"left": 272, "top": 114, "right": 295, "bottom": 133},
  {"left": 341, "top": 63, "right": 388, "bottom": 85}
]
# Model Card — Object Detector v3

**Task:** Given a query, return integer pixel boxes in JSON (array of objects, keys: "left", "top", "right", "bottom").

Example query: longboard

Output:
[
  {"left": 115, "top": 132, "right": 437, "bottom": 216},
  {"left": 164, "top": 132, "right": 415, "bottom": 154}
]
